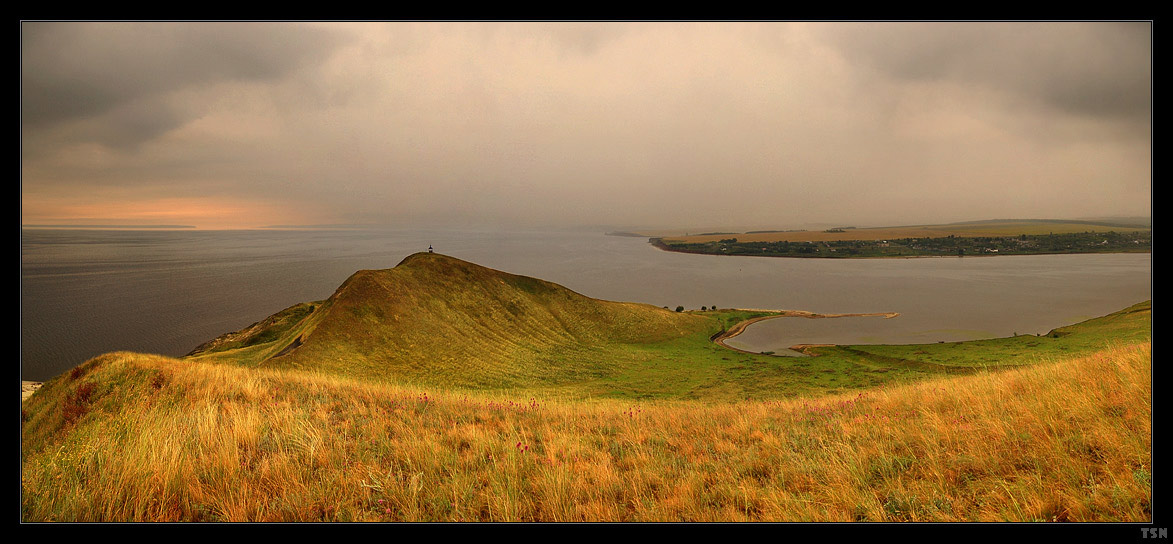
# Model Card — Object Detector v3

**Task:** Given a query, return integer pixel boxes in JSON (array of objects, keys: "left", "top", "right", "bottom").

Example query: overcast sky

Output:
[{"left": 21, "top": 22, "right": 1152, "bottom": 230}]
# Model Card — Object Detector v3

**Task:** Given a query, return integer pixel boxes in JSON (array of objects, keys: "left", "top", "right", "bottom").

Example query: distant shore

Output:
[{"left": 651, "top": 235, "right": 1151, "bottom": 260}]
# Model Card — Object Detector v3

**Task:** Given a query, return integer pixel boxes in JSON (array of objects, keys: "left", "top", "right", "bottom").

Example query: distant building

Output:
[{"left": 428, "top": 245, "right": 434, "bottom": 253}]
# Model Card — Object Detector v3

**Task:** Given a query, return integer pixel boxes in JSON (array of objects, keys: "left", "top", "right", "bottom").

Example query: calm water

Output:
[{"left": 20, "top": 228, "right": 1152, "bottom": 381}]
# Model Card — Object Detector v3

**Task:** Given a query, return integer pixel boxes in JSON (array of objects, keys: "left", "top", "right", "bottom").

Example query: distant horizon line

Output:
[
  {"left": 21, "top": 224, "right": 198, "bottom": 229},
  {"left": 20, "top": 216, "right": 1152, "bottom": 233}
]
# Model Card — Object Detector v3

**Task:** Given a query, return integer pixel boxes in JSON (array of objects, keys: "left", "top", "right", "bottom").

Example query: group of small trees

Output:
[{"left": 666, "top": 305, "right": 718, "bottom": 312}]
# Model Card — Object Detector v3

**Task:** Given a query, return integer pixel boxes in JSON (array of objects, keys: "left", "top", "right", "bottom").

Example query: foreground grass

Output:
[{"left": 22, "top": 342, "right": 1151, "bottom": 522}]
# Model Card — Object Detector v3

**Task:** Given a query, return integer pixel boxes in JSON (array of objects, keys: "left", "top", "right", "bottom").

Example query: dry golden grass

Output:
[{"left": 21, "top": 342, "right": 1151, "bottom": 522}]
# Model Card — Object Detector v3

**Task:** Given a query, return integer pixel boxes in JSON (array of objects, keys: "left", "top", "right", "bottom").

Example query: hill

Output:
[{"left": 190, "top": 252, "right": 713, "bottom": 390}]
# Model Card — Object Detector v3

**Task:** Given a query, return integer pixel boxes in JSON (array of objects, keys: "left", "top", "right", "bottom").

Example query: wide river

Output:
[{"left": 20, "top": 228, "right": 1152, "bottom": 381}]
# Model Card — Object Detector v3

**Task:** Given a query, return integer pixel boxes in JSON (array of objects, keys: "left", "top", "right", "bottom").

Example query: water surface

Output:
[{"left": 20, "top": 228, "right": 1151, "bottom": 381}]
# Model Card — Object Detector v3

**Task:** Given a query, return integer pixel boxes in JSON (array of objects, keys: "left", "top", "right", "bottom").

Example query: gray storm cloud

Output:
[
  {"left": 22, "top": 22, "right": 346, "bottom": 149},
  {"left": 817, "top": 22, "right": 1151, "bottom": 126},
  {"left": 21, "top": 22, "right": 1151, "bottom": 230}
]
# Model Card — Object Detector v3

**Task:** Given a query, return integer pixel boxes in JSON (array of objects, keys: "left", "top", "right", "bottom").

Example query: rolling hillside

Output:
[
  {"left": 190, "top": 252, "right": 713, "bottom": 389},
  {"left": 21, "top": 342, "right": 1151, "bottom": 521}
]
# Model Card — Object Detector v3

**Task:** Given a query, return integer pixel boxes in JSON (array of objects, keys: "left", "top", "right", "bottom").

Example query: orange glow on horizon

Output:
[{"left": 21, "top": 195, "right": 319, "bottom": 230}]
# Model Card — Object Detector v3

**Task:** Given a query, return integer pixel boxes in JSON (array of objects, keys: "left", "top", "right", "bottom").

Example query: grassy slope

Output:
[
  {"left": 827, "top": 301, "right": 1152, "bottom": 368},
  {"left": 270, "top": 252, "right": 713, "bottom": 390},
  {"left": 186, "top": 253, "right": 1150, "bottom": 401},
  {"left": 186, "top": 301, "right": 320, "bottom": 357},
  {"left": 21, "top": 342, "right": 1151, "bottom": 522}
]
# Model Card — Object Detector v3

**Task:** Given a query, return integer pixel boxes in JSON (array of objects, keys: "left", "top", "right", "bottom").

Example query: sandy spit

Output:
[
  {"left": 712, "top": 310, "right": 899, "bottom": 355},
  {"left": 22, "top": 381, "right": 43, "bottom": 403}
]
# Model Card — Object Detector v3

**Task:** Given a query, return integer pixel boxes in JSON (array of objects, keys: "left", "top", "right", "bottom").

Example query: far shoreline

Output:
[{"left": 650, "top": 238, "right": 1152, "bottom": 260}]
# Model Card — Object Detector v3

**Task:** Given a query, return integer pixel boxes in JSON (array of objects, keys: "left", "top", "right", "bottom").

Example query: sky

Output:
[{"left": 21, "top": 21, "right": 1152, "bottom": 231}]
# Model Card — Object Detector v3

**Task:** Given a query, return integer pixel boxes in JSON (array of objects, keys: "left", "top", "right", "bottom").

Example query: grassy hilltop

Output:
[
  {"left": 21, "top": 253, "right": 1152, "bottom": 521},
  {"left": 258, "top": 252, "right": 710, "bottom": 388}
]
